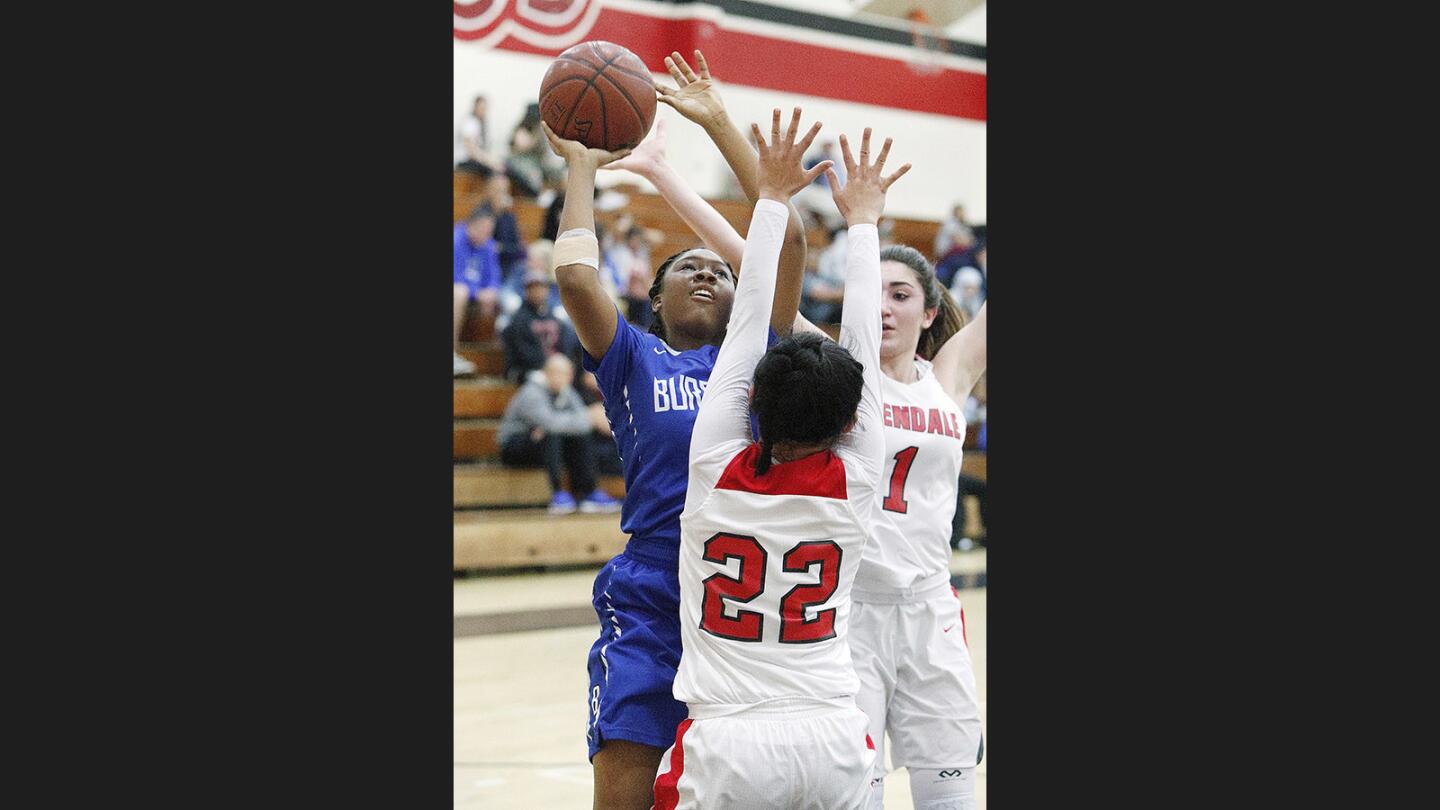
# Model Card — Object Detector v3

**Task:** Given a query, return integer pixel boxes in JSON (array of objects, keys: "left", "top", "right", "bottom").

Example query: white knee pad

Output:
[{"left": 908, "top": 766, "right": 976, "bottom": 810}]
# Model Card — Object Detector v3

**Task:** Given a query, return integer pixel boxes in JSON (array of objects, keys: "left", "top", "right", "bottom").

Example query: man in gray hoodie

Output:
[{"left": 497, "top": 353, "right": 622, "bottom": 514}]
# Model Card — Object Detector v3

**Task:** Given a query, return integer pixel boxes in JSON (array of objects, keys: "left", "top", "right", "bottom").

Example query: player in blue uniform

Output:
[{"left": 541, "top": 87, "right": 812, "bottom": 808}]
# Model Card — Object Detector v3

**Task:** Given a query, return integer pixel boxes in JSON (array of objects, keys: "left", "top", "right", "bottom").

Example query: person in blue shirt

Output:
[
  {"left": 540, "top": 54, "right": 815, "bottom": 810},
  {"left": 453, "top": 205, "right": 502, "bottom": 376},
  {"left": 484, "top": 177, "right": 528, "bottom": 294}
]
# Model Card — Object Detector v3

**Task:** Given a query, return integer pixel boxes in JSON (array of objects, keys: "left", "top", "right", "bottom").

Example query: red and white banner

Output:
[{"left": 454, "top": 0, "right": 986, "bottom": 122}]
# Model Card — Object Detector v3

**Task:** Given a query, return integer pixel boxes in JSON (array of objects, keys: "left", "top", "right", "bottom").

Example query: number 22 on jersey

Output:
[{"left": 698, "top": 533, "right": 842, "bottom": 644}]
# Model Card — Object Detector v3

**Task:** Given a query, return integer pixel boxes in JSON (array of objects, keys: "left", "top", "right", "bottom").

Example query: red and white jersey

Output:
[
  {"left": 854, "top": 359, "right": 967, "bottom": 597},
  {"left": 674, "top": 200, "right": 884, "bottom": 711}
]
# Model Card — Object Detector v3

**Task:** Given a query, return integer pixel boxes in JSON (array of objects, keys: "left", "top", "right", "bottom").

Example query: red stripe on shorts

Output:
[
  {"left": 653, "top": 719, "right": 694, "bottom": 810},
  {"left": 866, "top": 733, "right": 875, "bottom": 750},
  {"left": 951, "top": 585, "right": 969, "bottom": 646}
]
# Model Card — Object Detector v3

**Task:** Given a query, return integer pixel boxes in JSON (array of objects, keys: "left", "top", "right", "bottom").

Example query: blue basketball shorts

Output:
[{"left": 586, "top": 549, "right": 687, "bottom": 760}]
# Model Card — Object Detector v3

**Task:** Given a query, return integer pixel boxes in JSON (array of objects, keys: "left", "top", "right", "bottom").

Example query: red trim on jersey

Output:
[
  {"left": 653, "top": 718, "right": 694, "bottom": 810},
  {"left": 714, "top": 444, "right": 848, "bottom": 500},
  {"left": 866, "top": 733, "right": 876, "bottom": 750}
]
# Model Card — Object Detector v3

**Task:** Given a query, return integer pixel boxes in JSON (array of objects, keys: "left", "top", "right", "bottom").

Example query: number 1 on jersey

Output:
[{"left": 882, "top": 446, "right": 919, "bottom": 513}]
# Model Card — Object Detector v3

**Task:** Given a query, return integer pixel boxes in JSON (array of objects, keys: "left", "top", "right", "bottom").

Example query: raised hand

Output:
[
  {"left": 540, "top": 120, "right": 633, "bottom": 170},
  {"left": 826, "top": 128, "right": 911, "bottom": 226},
  {"left": 656, "top": 50, "right": 729, "bottom": 130},
  {"left": 752, "top": 107, "right": 831, "bottom": 203},
  {"left": 599, "top": 117, "right": 669, "bottom": 178}
]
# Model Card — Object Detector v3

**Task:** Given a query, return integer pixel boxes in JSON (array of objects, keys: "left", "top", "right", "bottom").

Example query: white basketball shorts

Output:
[
  {"left": 849, "top": 589, "right": 983, "bottom": 773},
  {"left": 652, "top": 700, "right": 876, "bottom": 809}
]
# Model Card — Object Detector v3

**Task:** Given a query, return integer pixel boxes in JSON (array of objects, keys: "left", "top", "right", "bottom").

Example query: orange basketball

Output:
[{"left": 539, "top": 41, "right": 657, "bottom": 152}]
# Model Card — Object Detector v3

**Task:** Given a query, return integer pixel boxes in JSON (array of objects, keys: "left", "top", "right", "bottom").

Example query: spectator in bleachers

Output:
[
  {"left": 954, "top": 471, "right": 987, "bottom": 550},
  {"left": 454, "top": 205, "right": 502, "bottom": 376},
  {"left": 949, "top": 266, "right": 986, "bottom": 321},
  {"left": 500, "top": 238, "right": 566, "bottom": 326},
  {"left": 934, "top": 203, "right": 977, "bottom": 287},
  {"left": 498, "top": 249, "right": 620, "bottom": 474},
  {"left": 934, "top": 202, "right": 975, "bottom": 262},
  {"left": 497, "top": 354, "right": 622, "bottom": 515},
  {"left": 486, "top": 176, "right": 527, "bottom": 290},
  {"left": 804, "top": 139, "right": 847, "bottom": 189},
  {"left": 455, "top": 95, "right": 504, "bottom": 179},
  {"left": 800, "top": 224, "right": 849, "bottom": 324},
  {"left": 971, "top": 243, "right": 988, "bottom": 299},
  {"left": 953, "top": 395, "right": 987, "bottom": 549},
  {"left": 794, "top": 139, "right": 846, "bottom": 231},
  {"left": 501, "top": 267, "right": 582, "bottom": 386},
  {"left": 507, "top": 103, "right": 562, "bottom": 199},
  {"left": 601, "top": 212, "right": 637, "bottom": 287},
  {"left": 589, "top": 218, "right": 626, "bottom": 309},
  {"left": 603, "top": 215, "right": 659, "bottom": 331},
  {"left": 622, "top": 226, "right": 659, "bottom": 330},
  {"left": 542, "top": 189, "right": 565, "bottom": 242}
]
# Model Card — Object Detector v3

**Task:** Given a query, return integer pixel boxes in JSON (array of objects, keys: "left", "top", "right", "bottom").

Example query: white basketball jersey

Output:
[
  {"left": 672, "top": 200, "right": 885, "bottom": 712},
  {"left": 675, "top": 445, "right": 872, "bottom": 708},
  {"left": 854, "top": 359, "right": 967, "bottom": 595}
]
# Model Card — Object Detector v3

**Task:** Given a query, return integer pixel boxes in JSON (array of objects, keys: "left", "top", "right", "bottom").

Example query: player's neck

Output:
[
  {"left": 769, "top": 441, "right": 831, "bottom": 465},
  {"left": 881, "top": 352, "right": 921, "bottom": 383},
  {"left": 666, "top": 327, "right": 725, "bottom": 353}
]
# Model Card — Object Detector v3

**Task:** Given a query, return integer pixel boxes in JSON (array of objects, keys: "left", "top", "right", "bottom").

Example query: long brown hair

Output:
[{"left": 879, "top": 244, "right": 967, "bottom": 360}]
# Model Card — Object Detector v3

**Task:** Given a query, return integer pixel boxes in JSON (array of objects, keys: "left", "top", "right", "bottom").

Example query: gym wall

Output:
[{"left": 454, "top": 0, "right": 986, "bottom": 222}]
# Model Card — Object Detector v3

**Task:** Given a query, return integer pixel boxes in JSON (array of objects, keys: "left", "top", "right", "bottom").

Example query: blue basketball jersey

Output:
[{"left": 583, "top": 308, "right": 768, "bottom": 567}]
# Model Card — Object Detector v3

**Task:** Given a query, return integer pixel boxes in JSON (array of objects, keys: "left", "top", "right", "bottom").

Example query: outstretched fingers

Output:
[
  {"left": 670, "top": 51, "right": 699, "bottom": 83},
  {"left": 795, "top": 120, "right": 823, "bottom": 157},
  {"left": 693, "top": 50, "right": 711, "bottom": 80},
  {"left": 539, "top": 120, "right": 565, "bottom": 151},
  {"left": 601, "top": 146, "right": 635, "bottom": 167},
  {"left": 880, "top": 162, "right": 912, "bottom": 192},
  {"left": 858, "top": 128, "right": 872, "bottom": 170},
  {"left": 770, "top": 108, "right": 782, "bottom": 148},
  {"left": 784, "top": 107, "right": 802, "bottom": 149},
  {"left": 873, "top": 137, "right": 893, "bottom": 175},
  {"left": 838, "top": 133, "right": 857, "bottom": 176},
  {"left": 664, "top": 55, "right": 689, "bottom": 87},
  {"left": 801, "top": 160, "right": 833, "bottom": 187},
  {"left": 751, "top": 122, "right": 768, "bottom": 151}
]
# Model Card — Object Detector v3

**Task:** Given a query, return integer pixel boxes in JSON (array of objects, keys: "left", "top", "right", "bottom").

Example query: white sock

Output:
[{"left": 908, "top": 766, "right": 976, "bottom": 810}]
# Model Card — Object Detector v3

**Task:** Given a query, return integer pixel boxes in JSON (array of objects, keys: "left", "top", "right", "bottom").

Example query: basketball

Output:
[{"left": 539, "top": 41, "right": 657, "bottom": 152}]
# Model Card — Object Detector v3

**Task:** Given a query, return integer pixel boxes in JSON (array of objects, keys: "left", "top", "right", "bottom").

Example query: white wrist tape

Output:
[{"left": 553, "top": 229, "right": 600, "bottom": 271}]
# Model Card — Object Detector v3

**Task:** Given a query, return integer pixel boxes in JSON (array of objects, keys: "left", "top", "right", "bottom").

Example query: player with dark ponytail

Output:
[
  {"left": 654, "top": 111, "right": 909, "bottom": 810},
  {"left": 749, "top": 332, "right": 864, "bottom": 476}
]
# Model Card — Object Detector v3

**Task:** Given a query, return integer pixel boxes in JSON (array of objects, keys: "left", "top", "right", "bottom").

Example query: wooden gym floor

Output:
[{"left": 454, "top": 550, "right": 987, "bottom": 808}]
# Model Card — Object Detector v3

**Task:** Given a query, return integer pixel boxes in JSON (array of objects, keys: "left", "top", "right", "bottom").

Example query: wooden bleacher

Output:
[
  {"left": 455, "top": 173, "right": 942, "bottom": 262},
  {"left": 455, "top": 509, "right": 628, "bottom": 569},
  {"left": 455, "top": 173, "right": 976, "bottom": 572}
]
